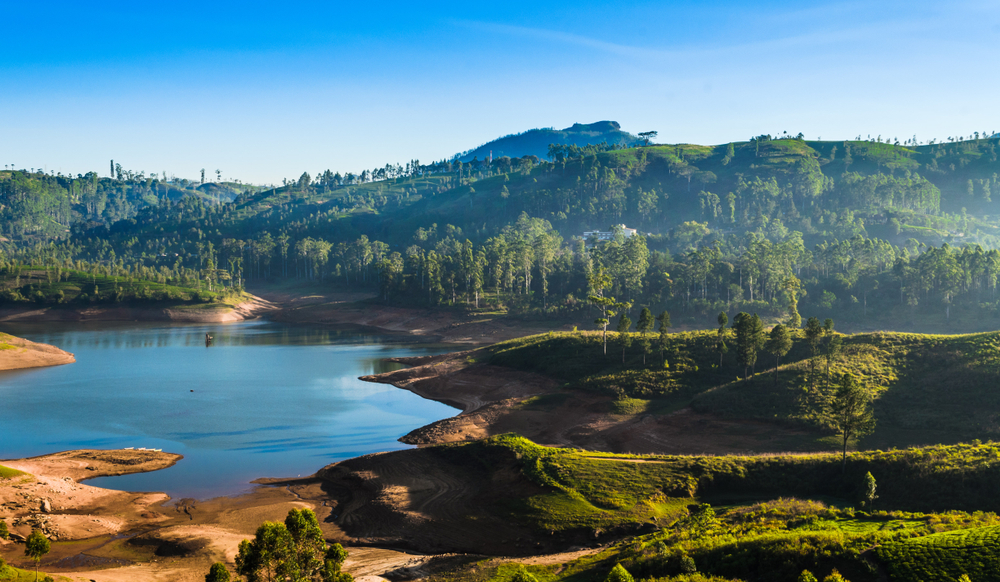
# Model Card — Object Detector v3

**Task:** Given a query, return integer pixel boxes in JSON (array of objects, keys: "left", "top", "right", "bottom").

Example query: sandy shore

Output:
[
  {"left": 0, "top": 333, "right": 76, "bottom": 371},
  {"left": 0, "top": 451, "right": 345, "bottom": 582}
]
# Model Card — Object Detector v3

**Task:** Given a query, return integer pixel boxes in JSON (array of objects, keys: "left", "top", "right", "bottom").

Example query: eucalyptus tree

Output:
[
  {"left": 636, "top": 307, "right": 654, "bottom": 365},
  {"left": 833, "top": 373, "right": 876, "bottom": 472},
  {"left": 716, "top": 311, "right": 728, "bottom": 367},
  {"left": 764, "top": 324, "right": 792, "bottom": 384}
]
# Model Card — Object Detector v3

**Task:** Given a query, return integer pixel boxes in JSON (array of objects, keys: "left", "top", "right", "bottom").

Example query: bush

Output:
[
  {"left": 679, "top": 555, "right": 697, "bottom": 574},
  {"left": 606, "top": 564, "right": 635, "bottom": 582}
]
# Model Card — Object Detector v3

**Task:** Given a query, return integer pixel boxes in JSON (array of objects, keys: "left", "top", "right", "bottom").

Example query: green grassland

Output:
[
  {"left": 877, "top": 526, "right": 1000, "bottom": 582},
  {"left": 0, "top": 562, "right": 64, "bottom": 582},
  {"left": 414, "top": 435, "right": 1000, "bottom": 582},
  {"left": 484, "top": 329, "right": 1000, "bottom": 449}
]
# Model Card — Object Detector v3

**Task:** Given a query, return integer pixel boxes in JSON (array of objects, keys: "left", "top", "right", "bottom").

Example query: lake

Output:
[{"left": 0, "top": 321, "right": 456, "bottom": 499}]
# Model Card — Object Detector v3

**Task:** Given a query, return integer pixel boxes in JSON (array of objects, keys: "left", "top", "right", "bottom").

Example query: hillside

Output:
[
  {"left": 320, "top": 434, "right": 1000, "bottom": 581},
  {"left": 453, "top": 121, "right": 640, "bottom": 162},
  {"left": 7, "top": 131, "right": 1000, "bottom": 334},
  {"left": 363, "top": 329, "right": 1000, "bottom": 454}
]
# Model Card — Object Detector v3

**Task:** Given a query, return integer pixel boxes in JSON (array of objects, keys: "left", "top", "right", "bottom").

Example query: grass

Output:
[
  {"left": 429, "top": 435, "right": 1000, "bottom": 535},
  {"left": 418, "top": 436, "right": 1000, "bottom": 582},
  {"left": 877, "top": 525, "right": 1000, "bottom": 582},
  {"left": 0, "top": 562, "right": 65, "bottom": 582},
  {"left": 0, "top": 465, "right": 27, "bottom": 480}
]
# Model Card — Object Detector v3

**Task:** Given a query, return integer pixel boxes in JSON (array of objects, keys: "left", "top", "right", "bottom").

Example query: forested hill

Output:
[
  {"left": 453, "top": 120, "right": 639, "bottom": 162},
  {"left": 5, "top": 133, "right": 1000, "bottom": 332}
]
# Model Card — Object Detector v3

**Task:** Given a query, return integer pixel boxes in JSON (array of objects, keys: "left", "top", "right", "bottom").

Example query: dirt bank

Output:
[
  {"left": 363, "top": 350, "right": 812, "bottom": 455},
  {"left": 0, "top": 450, "right": 182, "bottom": 543},
  {"left": 0, "top": 294, "right": 278, "bottom": 324},
  {"left": 0, "top": 332, "right": 76, "bottom": 370},
  {"left": 316, "top": 448, "right": 558, "bottom": 556}
]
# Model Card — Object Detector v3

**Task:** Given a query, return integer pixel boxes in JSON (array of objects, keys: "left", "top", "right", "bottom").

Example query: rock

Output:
[{"left": 41, "top": 499, "right": 52, "bottom": 513}]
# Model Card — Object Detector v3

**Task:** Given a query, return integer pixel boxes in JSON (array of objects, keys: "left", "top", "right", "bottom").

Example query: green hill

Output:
[
  {"left": 484, "top": 329, "right": 1000, "bottom": 449},
  {"left": 7, "top": 131, "right": 1000, "bottom": 333},
  {"left": 453, "top": 121, "right": 639, "bottom": 162},
  {"left": 326, "top": 434, "right": 1000, "bottom": 581}
]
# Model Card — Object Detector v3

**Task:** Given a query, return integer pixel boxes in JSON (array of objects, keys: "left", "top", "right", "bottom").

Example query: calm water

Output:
[{"left": 0, "top": 321, "right": 456, "bottom": 499}]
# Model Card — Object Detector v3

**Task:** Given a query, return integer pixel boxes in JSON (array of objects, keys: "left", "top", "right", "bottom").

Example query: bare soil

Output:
[
  {"left": 0, "top": 451, "right": 340, "bottom": 582},
  {"left": 0, "top": 333, "right": 75, "bottom": 371},
  {"left": 362, "top": 351, "right": 813, "bottom": 455}
]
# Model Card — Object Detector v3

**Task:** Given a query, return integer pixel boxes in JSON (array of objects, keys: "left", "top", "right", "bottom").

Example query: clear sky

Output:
[{"left": 2, "top": 1, "right": 998, "bottom": 185}]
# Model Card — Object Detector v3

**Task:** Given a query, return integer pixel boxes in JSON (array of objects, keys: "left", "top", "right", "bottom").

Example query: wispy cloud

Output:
[{"left": 453, "top": 13, "right": 943, "bottom": 64}]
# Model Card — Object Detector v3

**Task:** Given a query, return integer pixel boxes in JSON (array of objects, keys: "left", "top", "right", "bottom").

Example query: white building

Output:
[{"left": 583, "top": 224, "right": 638, "bottom": 244}]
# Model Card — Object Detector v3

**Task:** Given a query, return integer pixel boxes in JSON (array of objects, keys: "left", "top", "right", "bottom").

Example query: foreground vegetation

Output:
[{"left": 410, "top": 435, "right": 1000, "bottom": 582}]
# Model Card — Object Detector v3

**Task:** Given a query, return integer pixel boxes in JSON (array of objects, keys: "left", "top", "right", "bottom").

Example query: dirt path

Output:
[{"left": 0, "top": 332, "right": 75, "bottom": 370}]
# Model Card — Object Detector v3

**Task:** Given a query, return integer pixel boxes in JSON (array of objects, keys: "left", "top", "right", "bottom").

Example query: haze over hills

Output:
[
  {"left": 452, "top": 120, "right": 640, "bottom": 162},
  {"left": 4, "top": 124, "right": 1000, "bottom": 332}
]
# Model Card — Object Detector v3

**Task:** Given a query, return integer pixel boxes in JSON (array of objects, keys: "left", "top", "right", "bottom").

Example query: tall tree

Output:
[
  {"left": 764, "top": 324, "right": 792, "bottom": 384},
  {"left": 863, "top": 471, "right": 878, "bottom": 512},
  {"left": 733, "top": 312, "right": 756, "bottom": 381},
  {"left": 617, "top": 312, "right": 632, "bottom": 364},
  {"left": 588, "top": 267, "right": 624, "bottom": 355},
  {"left": 750, "top": 313, "right": 766, "bottom": 376},
  {"left": 784, "top": 276, "right": 803, "bottom": 328},
  {"left": 832, "top": 373, "right": 876, "bottom": 472},
  {"left": 716, "top": 312, "right": 729, "bottom": 367},
  {"left": 25, "top": 529, "right": 50, "bottom": 582},
  {"left": 656, "top": 310, "right": 671, "bottom": 368},
  {"left": 636, "top": 307, "right": 654, "bottom": 365},
  {"left": 804, "top": 317, "right": 824, "bottom": 388},
  {"left": 823, "top": 333, "right": 843, "bottom": 391}
]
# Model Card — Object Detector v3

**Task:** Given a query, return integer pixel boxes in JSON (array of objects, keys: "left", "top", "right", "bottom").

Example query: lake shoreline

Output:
[
  {"left": 0, "top": 332, "right": 76, "bottom": 370},
  {"left": 0, "top": 293, "right": 278, "bottom": 325}
]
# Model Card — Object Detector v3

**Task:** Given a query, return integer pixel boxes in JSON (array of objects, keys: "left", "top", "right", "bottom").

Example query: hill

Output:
[
  {"left": 320, "top": 434, "right": 1000, "bottom": 581},
  {"left": 453, "top": 121, "right": 640, "bottom": 162},
  {"left": 362, "top": 328, "right": 1000, "bottom": 454},
  {"left": 8, "top": 132, "right": 1000, "bottom": 334}
]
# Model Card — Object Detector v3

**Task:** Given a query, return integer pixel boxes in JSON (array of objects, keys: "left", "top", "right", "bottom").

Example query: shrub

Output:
[
  {"left": 679, "top": 555, "right": 697, "bottom": 574},
  {"left": 606, "top": 564, "right": 635, "bottom": 582}
]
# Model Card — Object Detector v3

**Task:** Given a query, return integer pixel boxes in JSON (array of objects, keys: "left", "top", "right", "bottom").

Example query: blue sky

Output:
[{"left": 2, "top": 1, "right": 998, "bottom": 184}]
